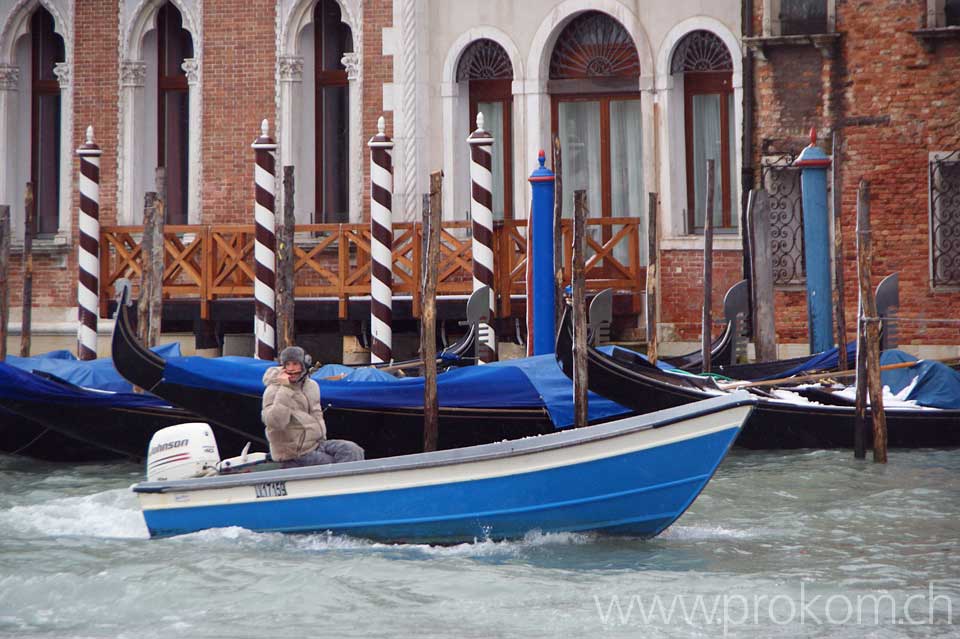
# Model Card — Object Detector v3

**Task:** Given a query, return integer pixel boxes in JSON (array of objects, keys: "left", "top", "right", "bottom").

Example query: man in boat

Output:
[{"left": 261, "top": 346, "right": 365, "bottom": 467}]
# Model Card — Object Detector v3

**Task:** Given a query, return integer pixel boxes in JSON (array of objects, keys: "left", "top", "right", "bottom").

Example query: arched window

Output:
[
  {"left": 157, "top": 3, "right": 192, "bottom": 224},
  {"left": 30, "top": 7, "right": 64, "bottom": 236},
  {"left": 672, "top": 30, "right": 736, "bottom": 233},
  {"left": 457, "top": 39, "right": 514, "bottom": 219},
  {"left": 315, "top": 0, "right": 352, "bottom": 223},
  {"left": 549, "top": 12, "right": 643, "bottom": 224}
]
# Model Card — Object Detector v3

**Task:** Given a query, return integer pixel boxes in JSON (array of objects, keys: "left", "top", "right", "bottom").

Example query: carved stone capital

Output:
[
  {"left": 181, "top": 58, "right": 199, "bottom": 84},
  {"left": 54, "top": 62, "right": 71, "bottom": 88},
  {"left": 341, "top": 52, "right": 359, "bottom": 81},
  {"left": 0, "top": 64, "right": 20, "bottom": 90},
  {"left": 120, "top": 60, "right": 147, "bottom": 87},
  {"left": 278, "top": 55, "right": 304, "bottom": 82}
]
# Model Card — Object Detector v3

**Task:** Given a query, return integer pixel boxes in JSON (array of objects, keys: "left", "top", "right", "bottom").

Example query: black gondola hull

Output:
[{"left": 556, "top": 307, "right": 960, "bottom": 449}]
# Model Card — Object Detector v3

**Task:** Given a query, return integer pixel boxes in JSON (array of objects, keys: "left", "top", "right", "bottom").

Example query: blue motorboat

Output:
[{"left": 133, "top": 393, "right": 755, "bottom": 542}]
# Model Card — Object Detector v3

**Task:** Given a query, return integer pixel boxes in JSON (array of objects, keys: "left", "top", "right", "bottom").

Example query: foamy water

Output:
[{"left": 0, "top": 449, "right": 958, "bottom": 638}]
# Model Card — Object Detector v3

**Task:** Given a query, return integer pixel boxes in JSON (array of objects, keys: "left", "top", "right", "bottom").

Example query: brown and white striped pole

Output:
[
  {"left": 368, "top": 116, "right": 394, "bottom": 364},
  {"left": 252, "top": 119, "right": 277, "bottom": 360},
  {"left": 467, "top": 112, "right": 497, "bottom": 362},
  {"left": 76, "top": 126, "right": 102, "bottom": 360}
]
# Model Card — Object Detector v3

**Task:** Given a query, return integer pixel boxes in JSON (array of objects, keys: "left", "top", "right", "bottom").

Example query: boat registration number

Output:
[{"left": 254, "top": 481, "right": 288, "bottom": 498}]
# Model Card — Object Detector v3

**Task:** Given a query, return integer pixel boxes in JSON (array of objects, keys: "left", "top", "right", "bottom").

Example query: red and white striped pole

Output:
[
  {"left": 252, "top": 119, "right": 277, "bottom": 360},
  {"left": 467, "top": 112, "right": 497, "bottom": 362},
  {"left": 368, "top": 116, "right": 394, "bottom": 364},
  {"left": 76, "top": 126, "right": 101, "bottom": 360}
]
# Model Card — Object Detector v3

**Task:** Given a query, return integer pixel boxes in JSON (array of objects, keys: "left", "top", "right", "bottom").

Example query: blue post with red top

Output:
[
  {"left": 794, "top": 128, "right": 834, "bottom": 353},
  {"left": 528, "top": 151, "right": 556, "bottom": 355}
]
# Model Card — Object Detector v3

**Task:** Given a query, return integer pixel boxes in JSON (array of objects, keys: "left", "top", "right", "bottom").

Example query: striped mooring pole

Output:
[
  {"left": 368, "top": 116, "right": 394, "bottom": 364},
  {"left": 252, "top": 119, "right": 277, "bottom": 360},
  {"left": 76, "top": 126, "right": 102, "bottom": 360},
  {"left": 467, "top": 112, "right": 497, "bottom": 363}
]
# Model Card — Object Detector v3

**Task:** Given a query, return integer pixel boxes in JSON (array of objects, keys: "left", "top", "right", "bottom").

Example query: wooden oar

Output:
[{"left": 718, "top": 359, "right": 923, "bottom": 390}]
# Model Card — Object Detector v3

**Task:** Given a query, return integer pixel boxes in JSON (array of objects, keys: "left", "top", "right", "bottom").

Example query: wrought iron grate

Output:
[
  {"left": 931, "top": 151, "right": 960, "bottom": 287},
  {"left": 762, "top": 155, "right": 806, "bottom": 286}
]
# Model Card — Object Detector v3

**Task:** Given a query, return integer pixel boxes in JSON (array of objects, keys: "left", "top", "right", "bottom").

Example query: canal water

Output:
[{"left": 0, "top": 448, "right": 957, "bottom": 638}]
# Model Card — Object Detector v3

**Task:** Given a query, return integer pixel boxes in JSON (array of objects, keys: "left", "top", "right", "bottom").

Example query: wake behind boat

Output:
[{"left": 133, "top": 393, "right": 755, "bottom": 542}]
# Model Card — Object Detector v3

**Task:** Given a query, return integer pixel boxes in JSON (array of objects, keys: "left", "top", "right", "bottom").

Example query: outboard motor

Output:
[{"left": 146, "top": 423, "right": 220, "bottom": 482}]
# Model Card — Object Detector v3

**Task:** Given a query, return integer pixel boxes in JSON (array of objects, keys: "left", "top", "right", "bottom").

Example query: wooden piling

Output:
[
  {"left": 20, "top": 183, "right": 35, "bottom": 357},
  {"left": 701, "top": 160, "right": 715, "bottom": 374},
  {"left": 572, "top": 189, "right": 588, "bottom": 429},
  {"left": 277, "top": 166, "right": 296, "bottom": 352},
  {"left": 421, "top": 171, "right": 442, "bottom": 452},
  {"left": 149, "top": 169, "right": 165, "bottom": 347},
  {"left": 0, "top": 205, "right": 9, "bottom": 360},
  {"left": 645, "top": 192, "right": 659, "bottom": 363},
  {"left": 747, "top": 189, "right": 777, "bottom": 361},
  {"left": 832, "top": 130, "right": 848, "bottom": 371},
  {"left": 855, "top": 179, "right": 887, "bottom": 463},
  {"left": 138, "top": 192, "right": 158, "bottom": 347},
  {"left": 552, "top": 133, "right": 564, "bottom": 333}
]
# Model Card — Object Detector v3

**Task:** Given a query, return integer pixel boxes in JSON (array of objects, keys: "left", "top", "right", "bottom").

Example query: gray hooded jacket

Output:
[{"left": 261, "top": 366, "right": 328, "bottom": 461}]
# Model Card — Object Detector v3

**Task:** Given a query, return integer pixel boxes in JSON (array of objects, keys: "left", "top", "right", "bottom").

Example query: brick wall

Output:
[
  {"left": 752, "top": 0, "right": 960, "bottom": 346},
  {"left": 200, "top": 0, "right": 277, "bottom": 224},
  {"left": 361, "top": 0, "right": 394, "bottom": 221},
  {"left": 660, "top": 249, "right": 744, "bottom": 341}
]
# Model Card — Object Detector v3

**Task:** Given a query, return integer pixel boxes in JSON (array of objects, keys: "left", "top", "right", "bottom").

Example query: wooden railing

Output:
[{"left": 100, "top": 217, "right": 644, "bottom": 319}]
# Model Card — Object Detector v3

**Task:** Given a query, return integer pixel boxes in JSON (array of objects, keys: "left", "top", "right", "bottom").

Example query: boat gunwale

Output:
[{"left": 133, "top": 392, "right": 755, "bottom": 494}]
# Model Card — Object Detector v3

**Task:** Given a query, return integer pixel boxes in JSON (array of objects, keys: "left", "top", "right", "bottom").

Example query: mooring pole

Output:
[
  {"left": 701, "top": 160, "right": 716, "bottom": 374},
  {"left": 76, "top": 126, "right": 102, "bottom": 360},
  {"left": 747, "top": 189, "right": 777, "bottom": 362},
  {"left": 794, "top": 128, "right": 835, "bottom": 353},
  {"left": 467, "top": 113, "right": 497, "bottom": 362},
  {"left": 832, "top": 130, "right": 848, "bottom": 371},
  {"left": 148, "top": 168, "right": 165, "bottom": 348},
  {"left": 0, "top": 205, "right": 9, "bottom": 360},
  {"left": 252, "top": 120, "right": 278, "bottom": 361},
  {"left": 422, "top": 171, "right": 442, "bottom": 452},
  {"left": 855, "top": 179, "right": 887, "bottom": 463},
  {"left": 20, "top": 183, "right": 35, "bottom": 357},
  {"left": 138, "top": 192, "right": 158, "bottom": 347},
  {"left": 552, "top": 133, "right": 564, "bottom": 334},
  {"left": 277, "top": 166, "right": 296, "bottom": 353},
  {"left": 572, "top": 189, "right": 588, "bottom": 429},
  {"left": 527, "top": 150, "right": 556, "bottom": 355},
  {"left": 646, "top": 192, "right": 659, "bottom": 363},
  {"left": 368, "top": 116, "right": 395, "bottom": 364}
]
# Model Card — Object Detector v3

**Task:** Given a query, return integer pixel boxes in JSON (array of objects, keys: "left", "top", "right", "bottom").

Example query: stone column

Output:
[
  {"left": 342, "top": 52, "right": 363, "bottom": 223},
  {"left": 119, "top": 60, "right": 147, "bottom": 224},
  {"left": 182, "top": 58, "right": 201, "bottom": 224}
]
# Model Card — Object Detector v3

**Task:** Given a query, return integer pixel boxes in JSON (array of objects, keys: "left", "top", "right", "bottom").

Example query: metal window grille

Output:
[
  {"left": 762, "top": 155, "right": 806, "bottom": 286},
  {"left": 931, "top": 151, "right": 960, "bottom": 287}
]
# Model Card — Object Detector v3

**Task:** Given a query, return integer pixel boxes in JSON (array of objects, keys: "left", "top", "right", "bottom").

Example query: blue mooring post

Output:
[
  {"left": 794, "top": 128, "right": 834, "bottom": 353},
  {"left": 528, "top": 151, "right": 556, "bottom": 355}
]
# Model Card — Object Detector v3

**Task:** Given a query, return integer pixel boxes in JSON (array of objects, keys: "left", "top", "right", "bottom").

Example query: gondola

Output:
[
  {"left": 112, "top": 294, "right": 632, "bottom": 461},
  {"left": 0, "top": 362, "right": 244, "bottom": 462},
  {"left": 657, "top": 280, "right": 747, "bottom": 372},
  {"left": 556, "top": 306, "right": 960, "bottom": 449}
]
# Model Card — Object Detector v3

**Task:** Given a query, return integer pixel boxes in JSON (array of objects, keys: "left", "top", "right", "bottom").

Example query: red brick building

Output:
[{"left": 0, "top": 0, "right": 958, "bottom": 360}]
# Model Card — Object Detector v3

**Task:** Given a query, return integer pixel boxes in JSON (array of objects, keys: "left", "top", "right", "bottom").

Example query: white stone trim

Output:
[
  {"left": 762, "top": 0, "right": 836, "bottom": 36},
  {"left": 118, "top": 0, "right": 202, "bottom": 224},
  {"left": 523, "top": 0, "right": 656, "bottom": 220},
  {"left": 0, "top": 0, "right": 73, "bottom": 242},
  {"left": 276, "top": 0, "right": 363, "bottom": 223},
  {"left": 655, "top": 17, "right": 744, "bottom": 244},
  {"left": 440, "top": 27, "right": 524, "bottom": 221},
  {"left": 393, "top": 0, "right": 429, "bottom": 222}
]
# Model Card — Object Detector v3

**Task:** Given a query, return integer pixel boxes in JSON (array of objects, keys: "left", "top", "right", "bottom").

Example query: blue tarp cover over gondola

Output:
[
  {"left": 5, "top": 343, "right": 182, "bottom": 393},
  {"left": 160, "top": 352, "right": 631, "bottom": 429},
  {"left": 0, "top": 362, "right": 174, "bottom": 409},
  {"left": 880, "top": 350, "right": 960, "bottom": 409}
]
